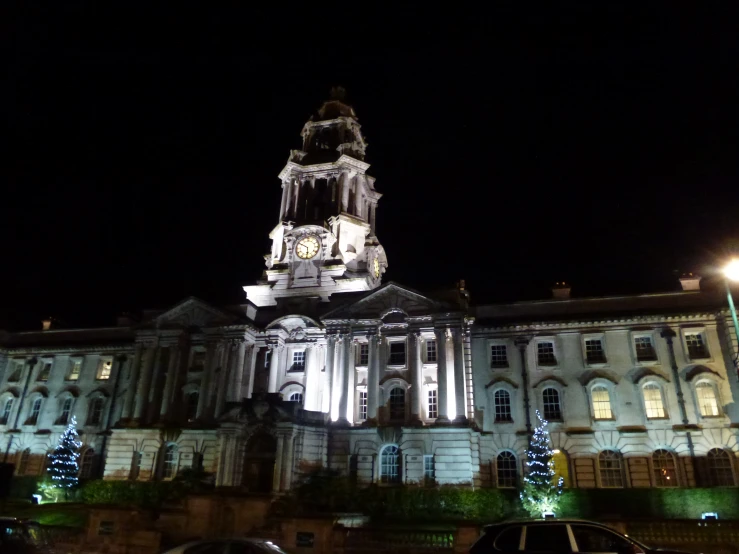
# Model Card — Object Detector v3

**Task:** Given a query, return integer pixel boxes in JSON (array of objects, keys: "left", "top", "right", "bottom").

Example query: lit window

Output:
[
  {"left": 380, "top": 445, "right": 400, "bottom": 483},
  {"left": 585, "top": 338, "right": 607, "bottom": 364},
  {"left": 59, "top": 398, "right": 73, "bottom": 425},
  {"left": 707, "top": 448, "right": 735, "bottom": 487},
  {"left": 424, "top": 455, "right": 435, "bottom": 481},
  {"left": 490, "top": 345, "right": 508, "bottom": 368},
  {"left": 685, "top": 333, "right": 709, "bottom": 359},
  {"left": 635, "top": 336, "right": 657, "bottom": 362},
  {"left": 389, "top": 342, "right": 406, "bottom": 365},
  {"left": 67, "top": 360, "right": 82, "bottom": 381},
  {"left": 427, "top": 389, "right": 438, "bottom": 419},
  {"left": 80, "top": 449, "right": 95, "bottom": 479},
  {"left": 130, "top": 451, "right": 143, "bottom": 480},
  {"left": 96, "top": 359, "right": 112, "bottom": 380},
  {"left": 18, "top": 449, "right": 30, "bottom": 476},
  {"left": 426, "top": 340, "right": 437, "bottom": 363},
  {"left": 27, "top": 398, "right": 42, "bottom": 425},
  {"left": 643, "top": 383, "right": 666, "bottom": 418},
  {"left": 358, "top": 391, "right": 367, "bottom": 420},
  {"left": 653, "top": 450, "right": 677, "bottom": 487},
  {"left": 696, "top": 381, "right": 719, "bottom": 417},
  {"left": 87, "top": 398, "right": 104, "bottom": 426},
  {"left": 38, "top": 362, "right": 53, "bottom": 382},
  {"left": 496, "top": 451, "right": 517, "bottom": 488},
  {"left": 162, "top": 444, "right": 178, "bottom": 479},
  {"left": 0, "top": 398, "right": 13, "bottom": 424},
  {"left": 185, "top": 392, "right": 199, "bottom": 422},
  {"left": 599, "top": 450, "right": 624, "bottom": 488},
  {"left": 542, "top": 388, "right": 562, "bottom": 421},
  {"left": 494, "top": 390, "right": 512, "bottom": 422},
  {"left": 289, "top": 392, "right": 303, "bottom": 404},
  {"left": 389, "top": 387, "right": 405, "bottom": 420},
  {"left": 8, "top": 362, "right": 24, "bottom": 382},
  {"left": 537, "top": 342, "right": 556, "bottom": 366},
  {"left": 591, "top": 386, "right": 613, "bottom": 420},
  {"left": 359, "top": 344, "right": 369, "bottom": 366},
  {"left": 292, "top": 351, "right": 305, "bottom": 371}
]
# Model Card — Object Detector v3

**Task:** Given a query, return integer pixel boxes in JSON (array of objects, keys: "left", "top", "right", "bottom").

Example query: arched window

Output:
[
  {"left": 542, "top": 388, "right": 562, "bottom": 421},
  {"left": 643, "top": 383, "right": 666, "bottom": 419},
  {"left": 552, "top": 450, "right": 570, "bottom": 488},
  {"left": 0, "top": 398, "right": 14, "bottom": 424},
  {"left": 494, "top": 390, "right": 512, "bottom": 422},
  {"left": 653, "top": 450, "right": 678, "bottom": 487},
  {"left": 598, "top": 450, "right": 624, "bottom": 488},
  {"left": 27, "top": 398, "right": 42, "bottom": 425},
  {"left": 496, "top": 451, "right": 518, "bottom": 488},
  {"left": 80, "top": 449, "right": 95, "bottom": 479},
  {"left": 389, "top": 387, "right": 405, "bottom": 420},
  {"left": 185, "top": 391, "right": 199, "bottom": 422},
  {"left": 18, "top": 448, "right": 30, "bottom": 476},
  {"left": 288, "top": 392, "right": 303, "bottom": 404},
  {"left": 87, "top": 397, "right": 105, "bottom": 426},
  {"left": 162, "top": 444, "right": 178, "bottom": 480},
  {"left": 591, "top": 386, "right": 613, "bottom": 420},
  {"left": 707, "top": 448, "right": 735, "bottom": 486},
  {"left": 58, "top": 397, "right": 73, "bottom": 425},
  {"left": 695, "top": 381, "right": 720, "bottom": 417},
  {"left": 380, "top": 445, "right": 400, "bottom": 483}
]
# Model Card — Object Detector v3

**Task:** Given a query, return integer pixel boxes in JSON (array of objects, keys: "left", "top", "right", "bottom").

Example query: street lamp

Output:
[{"left": 722, "top": 259, "right": 739, "bottom": 370}]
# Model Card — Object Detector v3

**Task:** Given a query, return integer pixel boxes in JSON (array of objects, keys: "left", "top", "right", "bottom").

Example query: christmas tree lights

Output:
[
  {"left": 47, "top": 416, "right": 82, "bottom": 497},
  {"left": 520, "top": 410, "right": 564, "bottom": 518}
]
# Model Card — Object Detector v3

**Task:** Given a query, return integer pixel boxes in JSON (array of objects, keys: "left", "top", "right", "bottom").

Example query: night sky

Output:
[{"left": 6, "top": 4, "right": 739, "bottom": 331}]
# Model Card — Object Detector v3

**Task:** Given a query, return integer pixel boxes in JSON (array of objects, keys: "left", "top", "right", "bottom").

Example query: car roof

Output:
[{"left": 484, "top": 519, "right": 616, "bottom": 529}]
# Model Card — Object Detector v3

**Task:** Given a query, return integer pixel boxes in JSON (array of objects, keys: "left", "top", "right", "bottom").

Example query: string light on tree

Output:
[
  {"left": 47, "top": 416, "right": 82, "bottom": 498},
  {"left": 520, "top": 410, "right": 564, "bottom": 518}
]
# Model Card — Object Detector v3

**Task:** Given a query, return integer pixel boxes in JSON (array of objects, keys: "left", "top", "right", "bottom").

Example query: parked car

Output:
[
  {"left": 0, "top": 517, "right": 51, "bottom": 553},
  {"left": 162, "top": 538, "right": 290, "bottom": 554},
  {"left": 470, "top": 519, "right": 694, "bottom": 554}
]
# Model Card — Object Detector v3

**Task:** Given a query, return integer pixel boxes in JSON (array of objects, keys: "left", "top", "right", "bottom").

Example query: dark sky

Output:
[{"left": 6, "top": 4, "right": 739, "bottom": 331}]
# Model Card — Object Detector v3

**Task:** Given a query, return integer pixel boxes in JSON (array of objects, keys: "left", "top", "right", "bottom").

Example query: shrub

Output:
[
  {"left": 79, "top": 480, "right": 185, "bottom": 509},
  {"left": 9, "top": 476, "right": 42, "bottom": 500}
]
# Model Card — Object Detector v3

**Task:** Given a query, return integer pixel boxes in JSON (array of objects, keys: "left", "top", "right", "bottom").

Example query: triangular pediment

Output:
[
  {"left": 154, "top": 297, "right": 238, "bottom": 329},
  {"left": 322, "top": 282, "right": 455, "bottom": 321}
]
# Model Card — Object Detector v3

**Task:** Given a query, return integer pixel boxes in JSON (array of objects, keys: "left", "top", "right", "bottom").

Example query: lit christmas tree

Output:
[
  {"left": 47, "top": 416, "right": 82, "bottom": 498},
  {"left": 520, "top": 410, "right": 564, "bottom": 518}
]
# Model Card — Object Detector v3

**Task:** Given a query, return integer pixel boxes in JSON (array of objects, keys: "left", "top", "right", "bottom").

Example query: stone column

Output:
[
  {"left": 215, "top": 340, "right": 239, "bottom": 417},
  {"left": 409, "top": 331, "right": 423, "bottom": 423},
  {"left": 160, "top": 344, "right": 180, "bottom": 418},
  {"left": 304, "top": 346, "right": 319, "bottom": 411},
  {"left": 354, "top": 178, "right": 363, "bottom": 216},
  {"left": 122, "top": 343, "right": 144, "bottom": 419},
  {"left": 282, "top": 434, "right": 295, "bottom": 491},
  {"left": 279, "top": 181, "right": 288, "bottom": 221},
  {"left": 341, "top": 173, "right": 351, "bottom": 212},
  {"left": 434, "top": 328, "right": 450, "bottom": 424},
  {"left": 452, "top": 328, "right": 467, "bottom": 423},
  {"left": 196, "top": 341, "right": 220, "bottom": 420},
  {"left": 166, "top": 337, "right": 189, "bottom": 420},
  {"left": 336, "top": 334, "right": 351, "bottom": 425},
  {"left": 230, "top": 339, "right": 247, "bottom": 402},
  {"left": 146, "top": 346, "right": 166, "bottom": 422},
  {"left": 324, "top": 334, "right": 337, "bottom": 415},
  {"left": 367, "top": 333, "right": 379, "bottom": 423},
  {"left": 133, "top": 344, "right": 157, "bottom": 421},
  {"left": 273, "top": 433, "right": 285, "bottom": 492},
  {"left": 346, "top": 339, "right": 356, "bottom": 423},
  {"left": 243, "top": 345, "right": 258, "bottom": 399},
  {"left": 285, "top": 179, "right": 294, "bottom": 219},
  {"left": 267, "top": 345, "right": 281, "bottom": 393},
  {"left": 370, "top": 202, "right": 377, "bottom": 234}
]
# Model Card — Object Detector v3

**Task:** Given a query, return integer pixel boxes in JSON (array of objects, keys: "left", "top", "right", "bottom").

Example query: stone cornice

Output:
[{"left": 4, "top": 344, "right": 135, "bottom": 355}]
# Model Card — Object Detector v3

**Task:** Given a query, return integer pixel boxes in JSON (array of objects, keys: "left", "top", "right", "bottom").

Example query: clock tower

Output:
[{"left": 244, "top": 89, "right": 388, "bottom": 307}]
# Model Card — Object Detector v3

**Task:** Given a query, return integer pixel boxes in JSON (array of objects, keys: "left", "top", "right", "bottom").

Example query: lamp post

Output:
[{"left": 722, "top": 259, "right": 739, "bottom": 370}]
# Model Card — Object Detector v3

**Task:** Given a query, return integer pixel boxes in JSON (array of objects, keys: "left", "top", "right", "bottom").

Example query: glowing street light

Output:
[{"left": 722, "top": 259, "right": 739, "bottom": 372}]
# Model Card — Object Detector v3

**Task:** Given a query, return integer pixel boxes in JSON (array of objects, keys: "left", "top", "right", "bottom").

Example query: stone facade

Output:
[{"left": 1, "top": 92, "right": 738, "bottom": 494}]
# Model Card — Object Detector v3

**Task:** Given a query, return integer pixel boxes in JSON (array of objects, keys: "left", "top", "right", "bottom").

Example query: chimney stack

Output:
[
  {"left": 679, "top": 272, "right": 702, "bottom": 291},
  {"left": 41, "top": 317, "right": 56, "bottom": 331},
  {"left": 552, "top": 282, "right": 571, "bottom": 300}
]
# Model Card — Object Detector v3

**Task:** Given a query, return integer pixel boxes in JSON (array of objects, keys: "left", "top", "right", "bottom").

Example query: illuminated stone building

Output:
[{"left": 1, "top": 92, "right": 738, "bottom": 492}]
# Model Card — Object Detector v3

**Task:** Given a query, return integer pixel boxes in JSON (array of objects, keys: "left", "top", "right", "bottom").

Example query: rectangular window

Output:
[
  {"left": 537, "top": 342, "right": 557, "bottom": 366},
  {"left": 685, "top": 333, "right": 709, "bottom": 359},
  {"left": 358, "top": 391, "right": 367, "bottom": 420},
  {"left": 585, "top": 338, "right": 607, "bottom": 364},
  {"left": 130, "top": 451, "right": 143, "bottom": 480},
  {"left": 359, "top": 344, "right": 369, "bottom": 366},
  {"left": 426, "top": 340, "right": 437, "bottom": 363},
  {"left": 38, "top": 362, "right": 52, "bottom": 382},
  {"left": 8, "top": 362, "right": 24, "bottom": 382},
  {"left": 427, "top": 389, "right": 438, "bottom": 419},
  {"left": 0, "top": 398, "right": 13, "bottom": 425},
  {"left": 59, "top": 398, "right": 73, "bottom": 424},
  {"left": 643, "top": 384, "right": 666, "bottom": 418},
  {"left": 591, "top": 388, "right": 613, "bottom": 420},
  {"left": 490, "top": 344, "right": 508, "bottom": 368},
  {"left": 389, "top": 342, "right": 406, "bottom": 365},
  {"left": 424, "top": 455, "right": 435, "bottom": 481},
  {"left": 67, "top": 360, "right": 82, "bottom": 381},
  {"left": 96, "top": 359, "right": 112, "bottom": 380},
  {"left": 191, "top": 351, "right": 206, "bottom": 372},
  {"left": 634, "top": 336, "right": 657, "bottom": 362},
  {"left": 28, "top": 398, "right": 42, "bottom": 425},
  {"left": 292, "top": 351, "right": 305, "bottom": 371}
]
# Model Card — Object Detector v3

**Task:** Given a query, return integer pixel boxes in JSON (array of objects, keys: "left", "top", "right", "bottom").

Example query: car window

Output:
[
  {"left": 470, "top": 529, "right": 498, "bottom": 554},
  {"left": 494, "top": 526, "right": 522, "bottom": 551},
  {"left": 570, "top": 525, "right": 642, "bottom": 554},
  {"left": 229, "top": 542, "right": 265, "bottom": 554},
  {"left": 183, "top": 541, "right": 230, "bottom": 554},
  {"left": 524, "top": 524, "right": 572, "bottom": 553}
]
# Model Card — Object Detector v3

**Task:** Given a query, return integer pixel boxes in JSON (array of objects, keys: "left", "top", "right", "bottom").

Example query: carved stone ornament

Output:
[{"left": 288, "top": 327, "right": 307, "bottom": 341}]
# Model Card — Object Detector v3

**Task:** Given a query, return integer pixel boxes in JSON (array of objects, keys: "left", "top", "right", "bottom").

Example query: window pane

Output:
[
  {"left": 707, "top": 448, "right": 735, "bottom": 486},
  {"left": 696, "top": 382, "right": 719, "bottom": 416},
  {"left": 643, "top": 384, "right": 665, "bottom": 418},
  {"left": 359, "top": 344, "right": 369, "bottom": 366},
  {"left": 389, "top": 388, "right": 405, "bottom": 420},
  {"left": 524, "top": 524, "right": 571, "bottom": 551},
  {"left": 585, "top": 338, "right": 607, "bottom": 364},
  {"left": 542, "top": 388, "right": 562, "bottom": 420},
  {"left": 635, "top": 336, "right": 657, "bottom": 361},
  {"left": 288, "top": 392, "right": 303, "bottom": 404},
  {"left": 571, "top": 524, "right": 634, "bottom": 552},
  {"left": 389, "top": 343, "right": 406, "bottom": 365},
  {"left": 426, "top": 340, "right": 437, "bottom": 363},
  {"left": 591, "top": 387, "right": 612, "bottom": 419},
  {"left": 496, "top": 452, "right": 517, "bottom": 488},
  {"left": 653, "top": 450, "right": 677, "bottom": 487},
  {"left": 358, "top": 391, "right": 367, "bottom": 420},
  {"left": 599, "top": 450, "right": 624, "bottom": 488},
  {"left": 380, "top": 445, "right": 400, "bottom": 483},
  {"left": 424, "top": 455, "right": 435, "bottom": 480},
  {"left": 186, "top": 392, "right": 199, "bottom": 421},
  {"left": 686, "top": 333, "right": 709, "bottom": 359},
  {"left": 493, "top": 526, "right": 521, "bottom": 551},
  {"left": 494, "top": 390, "right": 512, "bottom": 422},
  {"left": 490, "top": 345, "right": 508, "bottom": 368},
  {"left": 163, "top": 445, "right": 178, "bottom": 479},
  {"left": 537, "top": 342, "right": 557, "bottom": 365},
  {"left": 427, "top": 389, "right": 438, "bottom": 419},
  {"left": 292, "top": 351, "right": 305, "bottom": 370}
]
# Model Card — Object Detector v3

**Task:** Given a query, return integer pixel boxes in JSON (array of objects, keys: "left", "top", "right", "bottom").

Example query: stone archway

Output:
[{"left": 242, "top": 432, "right": 277, "bottom": 493}]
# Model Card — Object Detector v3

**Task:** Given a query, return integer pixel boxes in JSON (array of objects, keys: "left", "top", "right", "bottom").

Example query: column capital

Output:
[
  {"left": 660, "top": 327, "right": 677, "bottom": 340},
  {"left": 514, "top": 336, "right": 531, "bottom": 349}
]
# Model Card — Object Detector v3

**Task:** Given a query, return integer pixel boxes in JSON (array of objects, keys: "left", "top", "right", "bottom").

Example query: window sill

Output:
[
  {"left": 490, "top": 365, "right": 510, "bottom": 370},
  {"left": 386, "top": 364, "right": 407, "bottom": 370},
  {"left": 636, "top": 359, "right": 659, "bottom": 365},
  {"left": 585, "top": 362, "right": 609, "bottom": 368},
  {"left": 689, "top": 356, "right": 713, "bottom": 363},
  {"left": 494, "top": 419, "right": 514, "bottom": 424}
]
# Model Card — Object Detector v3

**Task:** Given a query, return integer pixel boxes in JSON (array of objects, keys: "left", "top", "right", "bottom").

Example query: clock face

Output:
[
  {"left": 373, "top": 257, "right": 380, "bottom": 278},
  {"left": 295, "top": 236, "right": 320, "bottom": 259}
]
